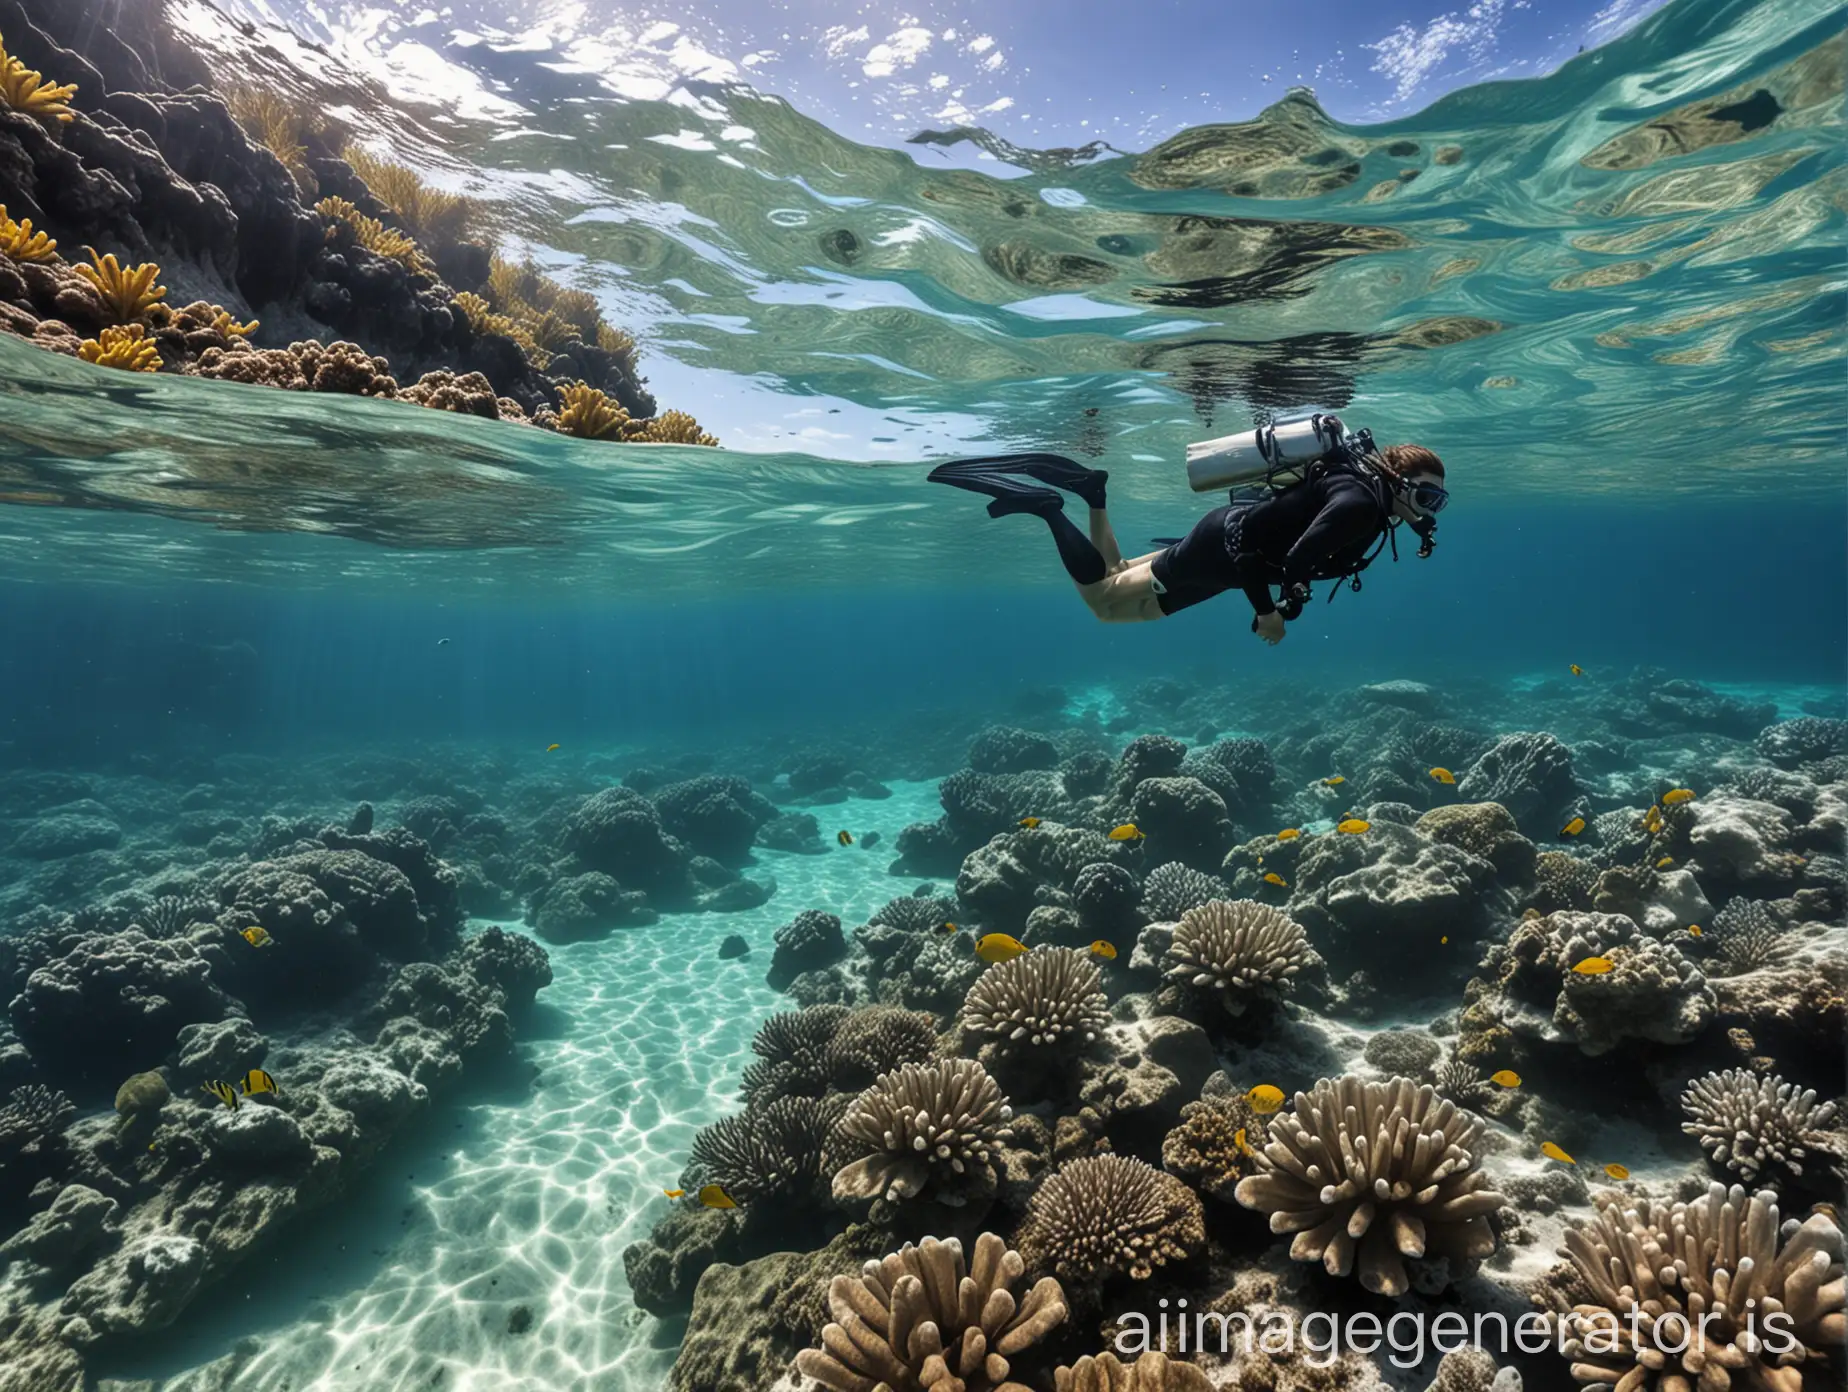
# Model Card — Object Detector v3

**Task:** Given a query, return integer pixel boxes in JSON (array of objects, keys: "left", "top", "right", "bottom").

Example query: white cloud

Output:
[
  {"left": 861, "top": 25, "right": 932, "bottom": 77},
  {"left": 1584, "top": 0, "right": 1666, "bottom": 43},
  {"left": 820, "top": 24, "right": 869, "bottom": 60},
  {"left": 1366, "top": 0, "right": 1504, "bottom": 104},
  {"left": 966, "top": 34, "right": 995, "bottom": 53}
]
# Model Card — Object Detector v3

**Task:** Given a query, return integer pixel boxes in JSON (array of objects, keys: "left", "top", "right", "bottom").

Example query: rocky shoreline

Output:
[{"left": 0, "top": 0, "right": 717, "bottom": 447}]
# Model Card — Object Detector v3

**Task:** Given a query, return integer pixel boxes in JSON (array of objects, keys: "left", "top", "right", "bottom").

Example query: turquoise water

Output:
[{"left": 1, "top": 0, "right": 1845, "bottom": 1389}]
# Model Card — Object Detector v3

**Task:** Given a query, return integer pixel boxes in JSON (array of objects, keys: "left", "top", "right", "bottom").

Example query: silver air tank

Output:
[{"left": 1184, "top": 413, "right": 1346, "bottom": 493}]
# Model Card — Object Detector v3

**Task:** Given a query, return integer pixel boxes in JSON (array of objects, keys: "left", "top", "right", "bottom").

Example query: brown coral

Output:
[
  {"left": 342, "top": 144, "right": 478, "bottom": 245},
  {"left": 795, "top": 1232, "right": 1067, "bottom": 1392},
  {"left": 631, "top": 408, "right": 720, "bottom": 446},
  {"left": 962, "top": 946, "right": 1109, "bottom": 1051},
  {"left": 1164, "top": 898, "right": 1313, "bottom": 1011},
  {"left": 400, "top": 369, "right": 503, "bottom": 420},
  {"left": 74, "top": 251, "right": 168, "bottom": 323},
  {"left": 1055, "top": 1352, "right": 1213, "bottom": 1392},
  {"left": 1017, "top": 1153, "right": 1204, "bottom": 1289},
  {"left": 1161, "top": 1093, "right": 1265, "bottom": 1201},
  {"left": 0, "top": 32, "right": 77, "bottom": 123},
  {"left": 315, "top": 197, "right": 434, "bottom": 277},
  {"left": 224, "top": 86, "right": 318, "bottom": 196},
  {"left": 830, "top": 1057, "right": 1012, "bottom": 1204},
  {"left": 1235, "top": 1075, "right": 1505, "bottom": 1295},
  {"left": 0, "top": 206, "right": 55, "bottom": 262},
  {"left": 77, "top": 324, "right": 161, "bottom": 372},
  {"left": 555, "top": 382, "right": 630, "bottom": 440}
]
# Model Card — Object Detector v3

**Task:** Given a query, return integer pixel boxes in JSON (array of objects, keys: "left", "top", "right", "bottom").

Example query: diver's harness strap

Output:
[{"left": 1227, "top": 427, "right": 1436, "bottom": 623}]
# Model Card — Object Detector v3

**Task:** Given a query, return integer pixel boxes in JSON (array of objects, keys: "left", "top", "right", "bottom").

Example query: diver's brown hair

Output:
[{"left": 1379, "top": 443, "right": 1444, "bottom": 479}]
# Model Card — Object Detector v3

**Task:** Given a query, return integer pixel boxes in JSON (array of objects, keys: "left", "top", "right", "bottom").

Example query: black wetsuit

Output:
[{"left": 1150, "top": 467, "right": 1392, "bottom": 617}]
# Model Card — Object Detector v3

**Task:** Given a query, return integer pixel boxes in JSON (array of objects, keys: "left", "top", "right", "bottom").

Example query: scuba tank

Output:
[{"left": 1185, "top": 412, "right": 1348, "bottom": 494}]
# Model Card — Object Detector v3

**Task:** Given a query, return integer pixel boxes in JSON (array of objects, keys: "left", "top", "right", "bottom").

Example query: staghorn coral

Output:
[
  {"left": 315, "top": 197, "right": 435, "bottom": 277},
  {"left": 686, "top": 1095, "right": 841, "bottom": 1205},
  {"left": 1546, "top": 1183, "right": 1844, "bottom": 1392},
  {"left": 75, "top": 251, "right": 168, "bottom": 323},
  {"left": 1434, "top": 1057, "right": 1489, "bottom": 1107},
  {"left": 822, "top": 1007, "right": 937, "bottom": 1091},
  {"left": 1161, "top": 1094, "right": 1264, "bottom": 1201},
  {"left": 342, "top": 144, "right": 478, "bottom": 244},
  {"left": 794, "top": 1232, "right": 1066, "bottom": 1392},
  {"left": 1054, "top": 1352, "right": 1213, "bottom": 1392},
  {"left": 1017, "top": 1153, "right": 1204, "bottom": 1289},
  {"left": 0, "top": 31, "right": 77, "bottom": 123},
  {"left": 527, "top": 309, "right": 580, "bottom": 352},
  {"left": 1164, "top": 898, "right": 1312, "bottom": 1012},
  {"left": 1680, "top": 1069, "right": 1839, "bottom": 1183},
  {"left": 1235, "top": 1075, "right": 1505, "bottom": 1295},
  {"left": 598, "top": 323, "right": 638, "bottom": 365},
  {"left": 962, "top": 947, "right": 1109, "bottom": 1050},
  {"left": 0, "top": 1083, "right": 75, "bottom": 1160},
  {"left": 211, "top": 310, "right": 259, "bottom": 339},
  {"left": 632, "top": 409, "right": 720, "bottom": 446},
  {"left": 78, "top": 323, "right": 161, "bottom": 372},
  {"left": 1710, "top": 898, "right": 1796, "bottom": 974},
  {"left": 223, "top": 86, "right": 318, "bottom": 195},
  {"left": 0, "top": 205, "right": 55, "bottom": 261},
  {"left": 1140, "top": 862, "right": 1228, "bottom": 921},
  {"left": 740, "top": 1004, "right": 851, "bottom": 1105},
  {"left": 830, "top": 1057, "right": 1012, "bottom": 1204},
  {"left": 555, "top": 382, "right": 630, "bottom": 440}
]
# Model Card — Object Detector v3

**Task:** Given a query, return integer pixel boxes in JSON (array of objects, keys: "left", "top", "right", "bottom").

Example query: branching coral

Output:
[
  {"left": 1680, "top": 1069, "right": 1839, "bottom": 1183},
  {"left": 631, "top": 409, "right": 720, "bottom": 446},
  {"left": 315, "top": 197, "right": 435, "bottom": 277},
  {"left": 555, "top": 382, "right": 631, "bottom": 440},
  {"left": 210, "top": 310, "right": 259, "bottom": 339},
  {"left": 740, "top": 1004, "right": 851, "bottom": 1105},
  {"left": 1547, "top": 1183, "right": 1844, "bottom": 1392},
  {"left": 686, "top": 1095, "right": 841, "bottom": 1205},
  {"left": 1140, "top": 863, "right": 1228, "bottom": 922},
  {"left": 830, "top": 1057, "right": 1012, "bottom": 1204},
  {"left": 342, "top": 145, "right": 478, "bottom": 244},
  {"left": 78, "top": 324, "right": 161, "bottom": 372},
  {"left": 1164, "top": 899, "right": 1312, "bottom": 1011},
  {"left": 0, "top": 205, "right": 55, "bottom": 262},
  {"left": 127, "top": 895, "right": 215, "bottom": 939},
  {"left": 1235, "top": 1075, "right": 1505, "bottom": 1295},
  {"left": 223, "top": 86, "right": 318, "bottom": 195},
  {"left": 1434, "top": 1058, "right": 1489, "bottom": 1107},
  {"left": 1055, "top": 1352, "right": 1213, "bottom": 1392},
  {"left": 1018, "top": 1153, "right": 1204, "bottom": 1289},
  {"left": 1710, "top": 899, "right": 1795, "bottom": 975},
  {"left": 0, "top": 32, "right": 77, "bottom": 123},
  {"left": 75, "top": 251, "right": 168, "bottom": 323},
  {"left": 962, "top": 947, "right": 1109, "bottom": 1051},
  {"left": 794, "top": 1232, "right": 1067, "bottom": 1392},
  {"left": 1161, "top": 1094, "right": 1265, "bottom": 1201},
  {"left": 821, "top": 1006, "right": 937, "bottom": 1091}
]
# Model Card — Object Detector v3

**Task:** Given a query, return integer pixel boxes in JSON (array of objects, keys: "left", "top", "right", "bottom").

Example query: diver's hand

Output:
[{"left": 1252, "top": 610, "right": 1286, "bottom": 645}]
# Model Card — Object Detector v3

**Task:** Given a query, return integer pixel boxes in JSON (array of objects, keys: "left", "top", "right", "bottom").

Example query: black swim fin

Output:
[{"left": 927, "top": 452, "right": 1108, "bottom": 510}]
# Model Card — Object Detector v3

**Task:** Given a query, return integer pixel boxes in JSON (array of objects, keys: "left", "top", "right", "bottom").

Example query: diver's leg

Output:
[
  {"left": 1037, "top": 503, "right": 1107, "bottom": 585},
  {"left": 1078, "top": 558, "right": 1165, "bottom": 623},
  {"left": 1089, "top": 506, "right": 1124, "bottom": 572}
]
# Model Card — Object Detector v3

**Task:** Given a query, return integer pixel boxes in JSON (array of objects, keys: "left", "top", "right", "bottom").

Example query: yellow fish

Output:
[
  {"left": 545, "top": 743, "right": 560, "bottom": 752},
  {"left": 1276, "top": 828, "right": 1301, "bottom": 842},
  {"left": 1429, "top": 767, "right": 1456, "bottom": 785},
  {"left": 1108, "top": 824, "right": 1144, "bottom": 842},
  {"left": 663, "top": 1188, "right": 685, "bottom": 1199},
  {"left": 240, "top": 1069, "right": 278, "bottom": 1097},
  {"left": 1263, "top": 872, "right": 1288, "bottom": 888},
  {"left": 1322, "top": 776, "right": 1345, "bottom": 786},
  {"left": 1017, "top": 817, "right": 1042, "bottom": 829},
  {"left": 1572, "top": 956, "right": 1616, "bottom": 975},
  {"left": 697, "top": 1184, "right": 738, "bottom": 1210},
  {"left": 201, "top": 1080, "right": 239, "bottom": 1111},
  {"left": 1234, "top": 1127, "right": 1256, "bottom": 1159},
  {"left": 1569, "top": 664, "right": 1584, "bottom": 676},
  {"left": 1661, "top": 789, "right": 1694, "bottom": 806},
  {"left": 1687, "top": 925, "right": 1702, "bottom": 938},
  {"left": 1541, "top": 1142, "right": 1576, "bottom": 1165},
  {"left": 837, "top": 830, "right": 853, "bottom": 846},
  {"left": 1337, "top": 818, "right": 1370, "bottom": 834},
  {"left": 1246, "top": 1084, "right": 1285, "bottom": 1115},
  {"left": 1603, "top": 1163, "right": 1630, "bottom": 1181},
  {"left": 1489, "top": 1069, "right": 1521, "bottom": 1088},
  {"left": 1656, "top": 856, "right": 1675, "bottom": 869},
  {"left": 1643, "top": 807, "right": 1663, "bottom": 834},
  {"left": 240, "top": 926, "right": 272, "bottom": 948},
  {"left": 1440, "top": 935, "right": 1449, "bottom": 944},
  {"left": 1559, "top": 816, "right": 1586, "bottom": 838},
  {"left": 975, "top": 933, "right": 1028, "bottom": 964},
  {"left": 1089, "top": 940, "right": 1117, "bottom": 960},
  {"left": 940, "top": 921, "right": 959, "bottom": 934}
]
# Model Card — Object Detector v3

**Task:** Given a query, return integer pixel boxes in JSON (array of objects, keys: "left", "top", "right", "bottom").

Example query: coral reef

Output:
[
  {"left": 1679, "top": 1068, "right": 1839, "bottom": 1184},
  {"left": 1054, "top": 1351, "right": 1213, "bottom": 1392},
  {"left": 1235, "top": 1075, "right": 1505, "bottom": 1295},
  {"left": 1163, "top": 899, "right": 1313, "bottom": 1013},
  {"left": 830, "top": 1058, "right": 1012, "bottom": 1205},
  {"left": 1018, "top": 1152, "right": 1204, "bottom": 1294},
  {"left": 1161, "top": 1092, "right": 1265, "bottom": 1201},
  {"left": 962, "top": 947, "right": 1109, "bottom": 1051}
]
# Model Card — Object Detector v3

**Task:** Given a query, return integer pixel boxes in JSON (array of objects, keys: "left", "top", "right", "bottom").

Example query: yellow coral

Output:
[
  {"left": 0, "top": 205, "right": 55, "bottom": 262},
  {"left": 630, "top": 409, "right": 719, "bottom": 447},
  {"left": 526, "top": 310, "right": 579, "bottom": 352},
  {"left": 78, "top": 323, "right": 161, "bottom": 372},
  {"left": 0, "top": 32, "right": 77, "bottom": 124},
  {"left": 596, "top": 323, "right": 637, "bottom": 361},
  {"left": 555, "top": 382, "right": 630, "bottom": 440},
  {"left": 75, "top": 250, "right": 168, "bottom": 322},
  {"left": 341, "top": 144, "right": 477, "bottom": 245},
  {"left": 210, "top": 308, "right": 259, "bottom": 338},
  {"left": 224, "top": 86, "right": 317, "bottom": 196},
  {"left": 314, "top": 196, "right": 434, "bottom": 277}
]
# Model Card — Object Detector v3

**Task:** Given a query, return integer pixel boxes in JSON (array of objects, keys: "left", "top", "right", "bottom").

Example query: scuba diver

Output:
[{"left": 927, "top": 414, "right": 1446, "bottom": 643}]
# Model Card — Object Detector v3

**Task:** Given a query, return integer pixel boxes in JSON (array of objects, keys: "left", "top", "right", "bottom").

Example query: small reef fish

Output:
[
  {"left": 201, "top": 1080, "right": 239, "bottom": 1111},
  {"left": 1440, "top": 935, "right": 1449, "bottom": 945},
  {"left": 1687, "top": 925, "right": 1703, "bottom": 937},
  {"left": 1541, "top": 1142, "right": 1576, "bottom": 1165},
  {"left": 1246, "top": 1084, "right": 1285, "bottom": 1115},
  {"left": 1603, "top": 1164, "right": 1630, "bottom": 1181},
  {"left": 1489, "top": 1070, "right": 1521, "bottom": 1088},
  {"left": 975, "top": 933, "right": 1028, "bottom": 964},
  {"left": 1569, "top": 664, "right": 1584, "bottom": 676},
  {"left": 1322, "top": 776, "right": 1346, "bottom": 787},
  {"left": 1017, "top": 817, "right": 1042, "bottom": 829},
  {"left": 1276, "top": 828, "right": 1301, "bottom": 842},
  {"left": 1643, "top": 807, "right": 1664, "bottom": 835},
  {"left": 1108, "top": 824, "right": 1144, "bottom": 842},
  {"left": 1429, "top": 768, "right": 1456, "bottom": 785},
  {"left": 1234, "top": 1127, "right": 1256, "bottom": 1159},
  {"left": 1559, "top": 817, "right": 1586, "bottom": 838},
  {"left": 662, "top": 1188, "right": 685, "bottom": 1199},
  {"left": 240, "top": 926, "right": 272, "bottom": 947},
  {"left": 837, "top": 830, "right": 853, "bottom": 846},
  {"left": 940, "top": 921, "right": 959, "bottom": 935},
  {"left": 1572, "top": 956, "right": 1616, "bottom": 975},
  {"left": 1661, "top": 788, "right": 1695, "bottom": 806},
  {"left": 545, "top": 743, "right": 560, "bottom": 752},
  {"left": 1089, "top": 940, "right": 1117, "bottom": 961},
  {"left": 1263, "top": 872, "right": 1288, "bottom": 888},
  {"left": 240, "top": 1069, "right": 278, "bottom": 1097},
  {"left": 696, "top": 1184, "right": 738, "bottom": 1209},
  {"left": 1656, "top": 857, "right": 1675, "bottom": 869},
  {"left": 1337, "top": 818, "right": 1370, "bottom": 834}
]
